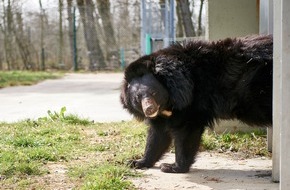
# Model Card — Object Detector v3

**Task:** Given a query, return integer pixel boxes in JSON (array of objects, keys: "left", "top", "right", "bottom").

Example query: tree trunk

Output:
[
  {"left": 58, "top": 0, "right": 64, "bottom": 68},
  {"left": 132, "top": 0, "right": 141, "bottom": 43},
  {"left": 2, "top": 0, "right": 15, "bottom": 70},
  {"left": 39, "top": 0, "right": 45, "bottom": 70},
  {"left": 177, "top": 0, "right": 196, "bottom": 37},
  {"left": 176, "top": 0, "right": 184, "bottom": 38},
  {"left": 197, "top": 0, "right": 204, "bottom": 36},
  {"left": 66, "top": 0, "right": 74, "bottom": 69},
  {"left": 14, "top": 11, "right": 36, "bottom": 70},
  {"left": 77, "top": 0, "right": 105, "bottom": 70},
  {"left": 96, "top": 0, "right": 116, "bottom": 57}
]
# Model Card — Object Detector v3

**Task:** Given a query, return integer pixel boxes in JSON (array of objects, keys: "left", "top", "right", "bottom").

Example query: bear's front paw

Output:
[
  {"left": 128, "top": 159, "right": 153, "bottom": 169},
  {"left": 160, "top": 163, "right": 189, "bottom": 173}
]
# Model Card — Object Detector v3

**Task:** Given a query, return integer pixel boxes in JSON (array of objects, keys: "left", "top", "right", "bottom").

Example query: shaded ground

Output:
[
  {"left": 0, "top": 73, "right": 279, "bottom": 189},
  {"left": 132, "top": 152, "right": 278, "bottom": 190}
]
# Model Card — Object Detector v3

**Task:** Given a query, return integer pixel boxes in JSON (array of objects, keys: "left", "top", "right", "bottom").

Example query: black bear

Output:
[{"left": 120, "top": 35, "right": 273, "bottom": 173}]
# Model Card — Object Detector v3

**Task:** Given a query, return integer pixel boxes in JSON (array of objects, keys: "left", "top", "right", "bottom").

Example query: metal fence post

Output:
[
  {"left": 41, "top": 48, "right": 45, "bottom": 71},
  {"left": 120, "top": 47, "right": 125, "bottom": 70},
  {"left": 145, "top": 34, "right": 152, "bottom": 55}
]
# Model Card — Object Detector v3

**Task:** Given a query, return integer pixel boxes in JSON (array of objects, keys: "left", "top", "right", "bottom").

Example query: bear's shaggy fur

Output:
[{"left": 120, "top": 35, "right": 273, "bottom": 173}]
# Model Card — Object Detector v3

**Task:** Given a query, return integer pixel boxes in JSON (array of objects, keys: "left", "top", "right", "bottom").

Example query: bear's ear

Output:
[
  {"left": 124, "top": 56, "right": 155, "bottom": 81},
  {"left": 154, "top": 55, "right": 194, "bottom": 110}
]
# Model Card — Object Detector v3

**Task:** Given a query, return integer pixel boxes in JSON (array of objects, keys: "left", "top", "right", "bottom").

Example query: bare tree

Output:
[
  {"left": 132, "top": 0, "right": 141, "bottom": 43},
  {"left": 117, "top": 0, "right": 130, "bottom": 45},
  {"left": 39, "top": 0, "right": 45, "bottom": 70},
  {"left": 14, "top": 11, "right": 37, "bottom": 70},
  {"left": 66, "top": 0, "right": 74, "bottom": 69},
  {"left": 177, "top": 0, "right": 196, "bottom": 37},
  {"left": 0, "top": 0, "right": 145, "bottom": 71},
  {"left": 96, "top": 0, "right": 116, "bottom": 58},
  {"left": 197, "top": 0, "right": 204, "bottom": 36},
  {"left": 58, "top": 0, "right": 64, "bottom": 68},
  {"left": 1, "top": 0, "right": 16, "bottom": 70},
  {"left": 77, "top": 0, "right": 105, "bottom": 70},
  {"left": 176, "top": 0, "right": 184, "bottom": 37}
]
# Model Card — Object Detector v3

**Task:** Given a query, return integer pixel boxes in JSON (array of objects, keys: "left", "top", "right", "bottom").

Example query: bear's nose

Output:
[{"left": 141, "top": 97, "right": 159, "bottom": 118}]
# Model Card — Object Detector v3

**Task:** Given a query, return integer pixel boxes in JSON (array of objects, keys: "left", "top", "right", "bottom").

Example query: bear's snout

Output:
[{"left": 141, "top": 97, "right": 160, "bottom": 118}]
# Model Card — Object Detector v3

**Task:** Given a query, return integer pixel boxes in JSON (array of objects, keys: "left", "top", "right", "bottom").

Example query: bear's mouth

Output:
[
  {"left": 141, "top": 97, "right": 172, "bottom": 118},
  {"left": 141, "top": 97, "right": 159, "bottom": 118}
]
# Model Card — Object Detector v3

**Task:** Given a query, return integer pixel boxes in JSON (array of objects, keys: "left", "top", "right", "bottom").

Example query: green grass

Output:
[
  {"left": 0, "top": 108, "right": 270, "bottom": 189},
  {"left": 201, "top": 129, "right": 270, "bottom": 158},
  {"left": 0, "top": 108, "right": 145, "bottom": 189},
  {"left": 0, "top": 71, "right": 62, "bottom": 88},
  {"left": 71, "top": 164, "right": 140, "bottom": 190}
]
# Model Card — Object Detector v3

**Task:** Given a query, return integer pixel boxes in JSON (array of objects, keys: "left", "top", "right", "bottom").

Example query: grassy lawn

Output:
[
  {"left": 0, "top": 108, "right": 270, "bottom": 189},
  {"left": 0, "top": 108, "right": 145, "bottom": 189},
  {"left": 201, "top": 129, "right": 270, "bottom": 159},
  {"left": 0, "top": 71, "right": 62, "bottom": 88}
]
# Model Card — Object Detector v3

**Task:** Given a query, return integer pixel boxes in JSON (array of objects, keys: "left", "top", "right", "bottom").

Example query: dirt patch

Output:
[
  {"left": 28, "top": 129, "right": 101, "bottom": 190},
  {"left": 31, "top": 163, "right": 76, "bottom": 190}
]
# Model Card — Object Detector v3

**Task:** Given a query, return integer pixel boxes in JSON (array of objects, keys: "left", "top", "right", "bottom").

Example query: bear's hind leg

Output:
[{"left": 161, "top": 126, "right": 204, "bottom": 173}]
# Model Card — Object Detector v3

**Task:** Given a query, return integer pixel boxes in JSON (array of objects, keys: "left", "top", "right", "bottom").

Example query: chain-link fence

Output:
[{"left": 141, "top": 0, "right": 175, "bottom": 54}]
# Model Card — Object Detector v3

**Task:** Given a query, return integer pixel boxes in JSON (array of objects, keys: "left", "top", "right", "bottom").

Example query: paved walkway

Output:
[
  {"left": 132, "top": 152, "right": 278, "bottom": 190},
  {"left": 0, "top": 73, "right": 132, "bottom": 122}
]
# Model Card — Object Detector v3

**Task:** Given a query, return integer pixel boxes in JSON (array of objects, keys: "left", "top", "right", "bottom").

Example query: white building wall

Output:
[{"left": 206, "top": 0, "right": 259, "bottom": 41}]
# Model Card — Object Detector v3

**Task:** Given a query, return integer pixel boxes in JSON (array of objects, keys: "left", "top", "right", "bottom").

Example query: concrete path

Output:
[
  {"left": 132, "top": 152, "right": 278, "bottom": 190},
  {"left": 0, "top": 73, "right": 132, "bottom": 122}
]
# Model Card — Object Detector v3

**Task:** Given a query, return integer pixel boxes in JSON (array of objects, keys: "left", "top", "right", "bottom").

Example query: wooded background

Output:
[{"left": 0, "top": 0, "right": 205, "bottom": 71}]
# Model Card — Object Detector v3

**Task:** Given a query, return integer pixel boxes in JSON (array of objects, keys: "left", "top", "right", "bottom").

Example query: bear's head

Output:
[
  {"left": 121, "top": 72, "right": 172, "bottom": 121},
  {"left": 121, "top": 52, "right": 194, "bottom": 121}
]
